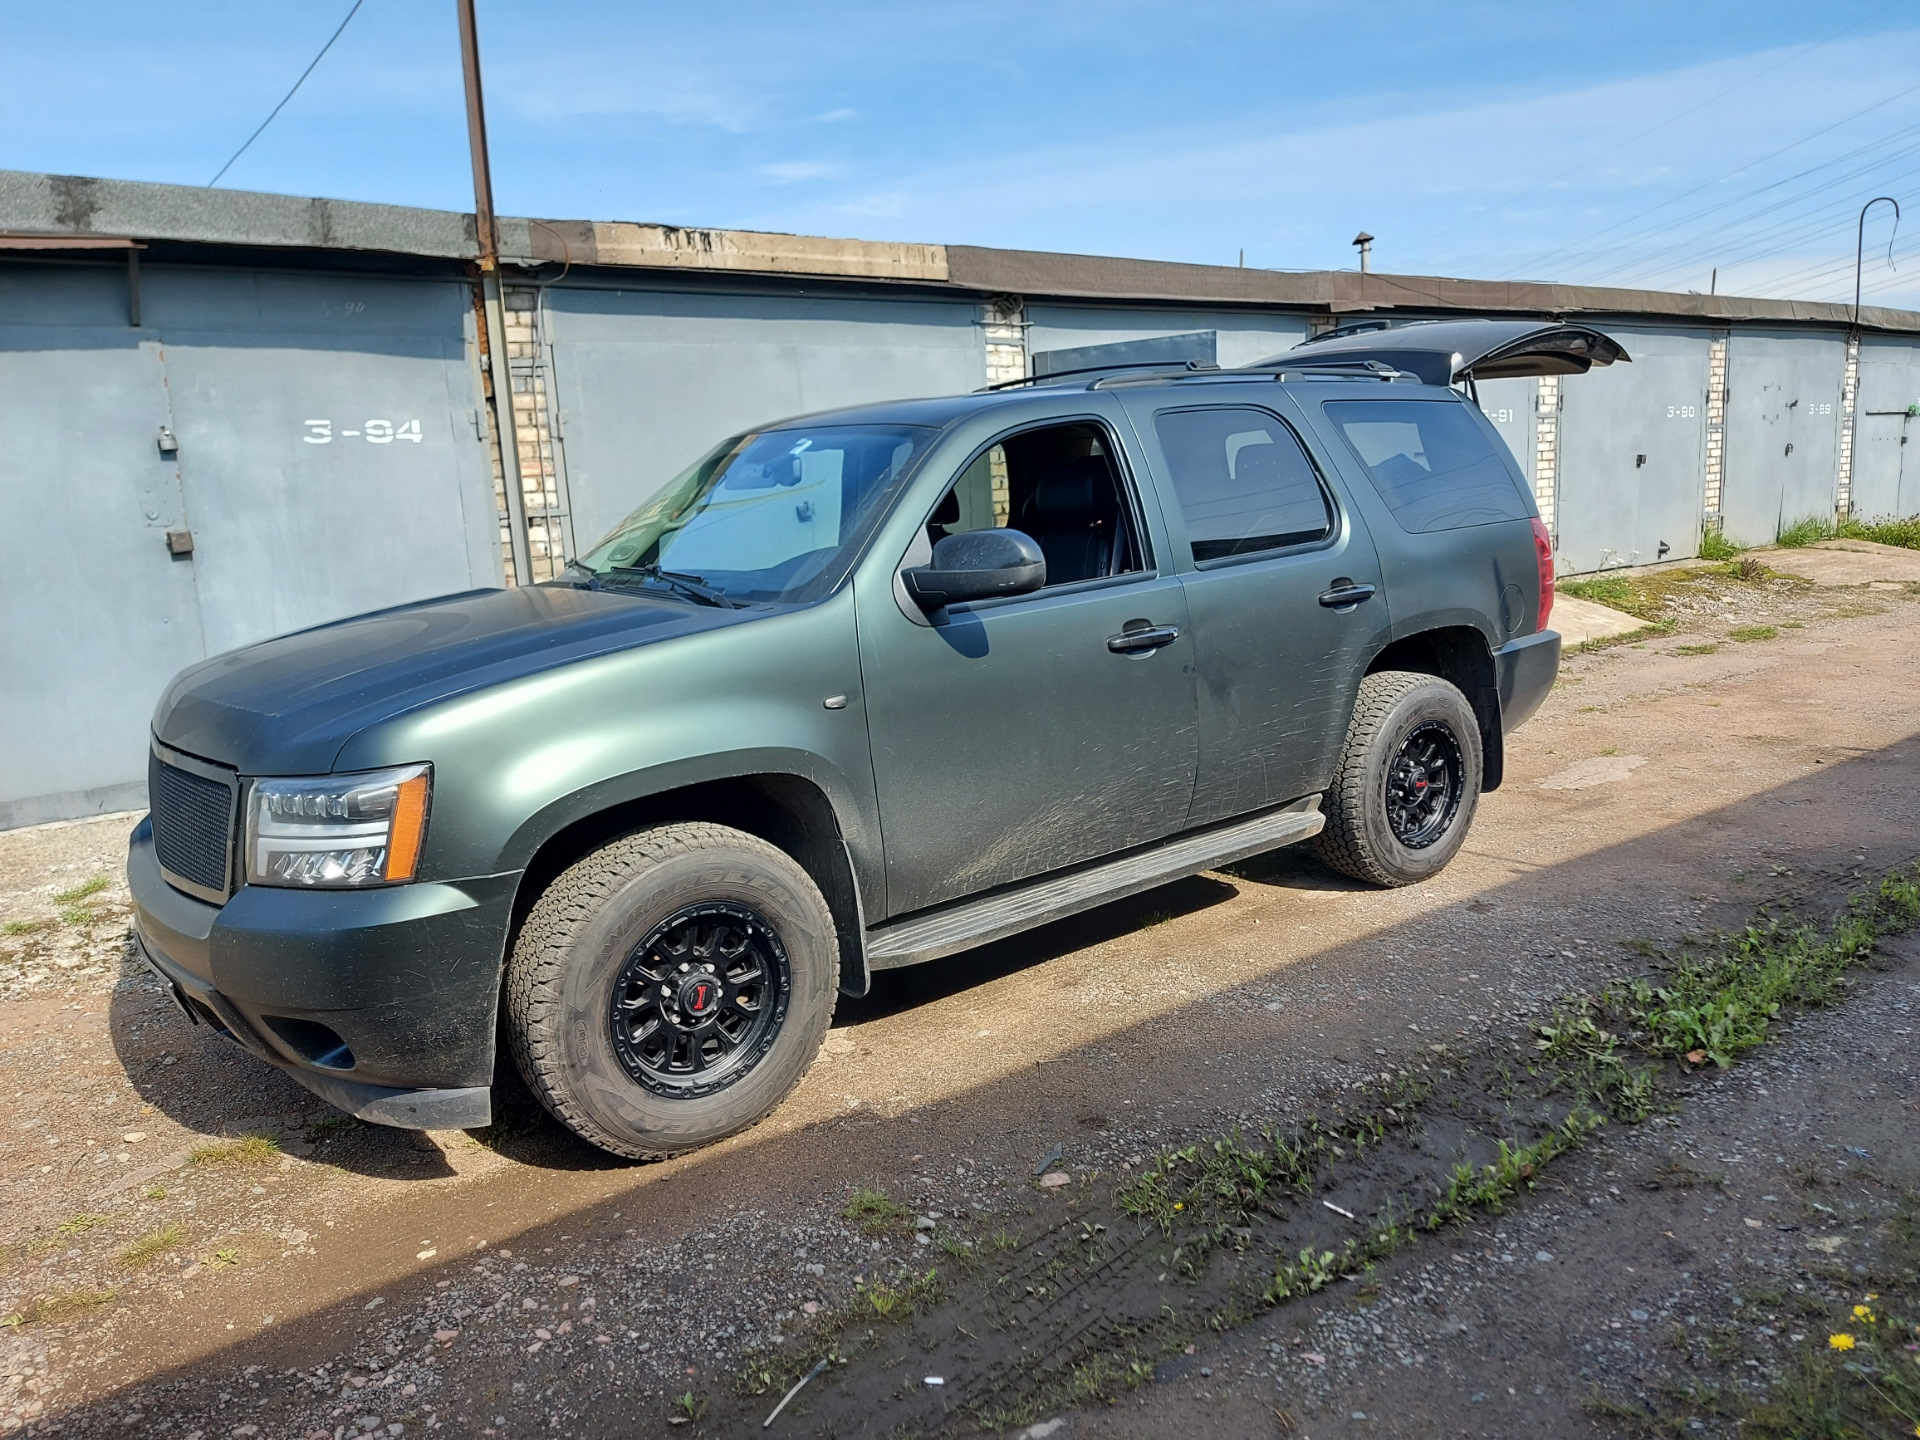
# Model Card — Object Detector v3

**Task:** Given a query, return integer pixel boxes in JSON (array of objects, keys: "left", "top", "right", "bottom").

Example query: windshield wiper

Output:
[{"left": 599, "top": 563, "right": 737, "bottom": 608}]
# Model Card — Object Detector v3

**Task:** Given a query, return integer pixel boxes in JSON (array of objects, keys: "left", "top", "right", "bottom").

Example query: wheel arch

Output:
[
  {"left": 509, "top": 772, "right": 872, "bottom": 1000},
  {"left": 1364, "top": 626, "right": 1504, "bottom": 791}
]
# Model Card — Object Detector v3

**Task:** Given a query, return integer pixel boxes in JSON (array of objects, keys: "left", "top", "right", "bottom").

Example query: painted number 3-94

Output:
[{"left": 303, "top": 419, "right": 423, "bottom": 445}]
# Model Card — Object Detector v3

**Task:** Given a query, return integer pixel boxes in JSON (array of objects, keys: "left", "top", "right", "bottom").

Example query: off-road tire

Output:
[
  {"left": 506, "top": 822, "right": 837, "bottom": 1160},
  {"left": 1315, "top": 670, "right": 1483, "bottom": 888}
]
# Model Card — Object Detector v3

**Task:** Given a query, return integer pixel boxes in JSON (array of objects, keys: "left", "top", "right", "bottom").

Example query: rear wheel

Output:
[
  {"left": 1315, "top": 670, "right": 1482, "bottom": 888},
  {"left": 505, "top": 822, "right": 837, "bottom": 1159}
]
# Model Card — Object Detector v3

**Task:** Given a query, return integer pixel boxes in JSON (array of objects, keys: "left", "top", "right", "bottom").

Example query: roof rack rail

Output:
[
  {"left": 976, "top": 359, "right": 1217, "bottom": 393},
  {"left": 1088, "top": 358, "right": 1411, "bottom": 389}
]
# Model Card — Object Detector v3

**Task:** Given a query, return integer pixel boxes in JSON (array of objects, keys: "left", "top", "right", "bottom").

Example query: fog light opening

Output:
[{"left": 262, "top": 1016, "right": 356, "bottom": 1071}]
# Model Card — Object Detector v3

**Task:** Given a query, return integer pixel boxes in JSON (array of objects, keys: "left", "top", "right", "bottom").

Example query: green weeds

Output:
[
  {"left": 118, "top": 1223, "right": 184, "bottom": 1268},
  {"left": 1698, "top": 528, "right": 1745, "bottom": 561},
  {"left": 52, "top": 877, "right": 109, "bottom": 905},
  {"left": 1729, "top": 624, "right": 1779, "bottom": 642},
  {"left": 844, "top": 1187, "right": 914, "bottom": 1234},
  {"left": 189, "top": 1135, "right": 280, "bottom": 1167}
]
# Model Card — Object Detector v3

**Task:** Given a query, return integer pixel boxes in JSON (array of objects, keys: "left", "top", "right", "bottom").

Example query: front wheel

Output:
[
  {"left": 505, "top": 822, "right": 838, "bottom": 1159},
  {"left": 1315, "top": 670, "right": 1482, "bottom": 888}
]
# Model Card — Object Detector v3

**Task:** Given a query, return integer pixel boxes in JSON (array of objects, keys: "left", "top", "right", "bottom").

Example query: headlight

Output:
[{"left": 246, "top": 764, "right": 431, "bottom": 888}]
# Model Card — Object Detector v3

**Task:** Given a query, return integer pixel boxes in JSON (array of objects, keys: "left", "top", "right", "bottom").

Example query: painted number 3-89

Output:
[{"left": 303, "top": 419, "right": 423, "bottom": 445}]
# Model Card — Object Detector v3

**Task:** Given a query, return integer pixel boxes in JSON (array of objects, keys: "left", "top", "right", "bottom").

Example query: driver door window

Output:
[{"left": 927, "top": 422, "right": 1147, "bottom": 587}]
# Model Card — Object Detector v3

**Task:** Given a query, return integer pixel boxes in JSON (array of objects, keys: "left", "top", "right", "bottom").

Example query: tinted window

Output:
[
  {"left": 1152, "top": 407, "right": 1332, "bottom": 562},
  {"left": 1323, "top": 399, "right": 1530, "bottom": 533}
]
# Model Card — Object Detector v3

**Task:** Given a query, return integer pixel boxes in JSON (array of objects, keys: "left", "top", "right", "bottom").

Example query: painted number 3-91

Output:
[{"left": 303, "top": 419, "right": 423, "bottom": 445}]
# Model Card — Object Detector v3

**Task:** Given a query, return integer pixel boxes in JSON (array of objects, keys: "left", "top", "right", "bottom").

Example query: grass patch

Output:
[
  {"left": 0, "top": 1288, "right": 116, "bottom": 1328},
  {"left": 1674, "top": 643, "right": 1720, "bottom": 656},
  {"left": 52, "top": 876, "right": 109, "bottom": 905},
  {"left": 118, "top": 1223, "right": 184, "bottom": 1267},
  {"left": 844, "top": 1187, "right": 915, "bottom": 1234},
  {"left": 188, "top": 1135, "right": 280, "bottom": 1167},
  {"left": 3, "top": 918, "right": 51, "bottom": 936},
  {"left": 1698, "top": 528, "right": 1745, "bottom": 561},
  {"left": 1729, "top": 624, "right": 1779, "bottom": 642},
  {"left": 1776, "top": 512, "right": 1920, "bottom": 550}
]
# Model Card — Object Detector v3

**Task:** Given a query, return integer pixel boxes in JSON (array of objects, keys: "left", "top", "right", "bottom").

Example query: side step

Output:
[{"left": 865, "top": 797, "right": 1324, "bottom": 970}]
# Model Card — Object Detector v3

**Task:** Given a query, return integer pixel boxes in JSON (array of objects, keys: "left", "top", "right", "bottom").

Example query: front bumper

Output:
[
  {"left": 128, "top": 817, "right": 518, "bottom": 1130},
  {"left": 1494, "top": 628, "right": 1561, "bottom": 734}
]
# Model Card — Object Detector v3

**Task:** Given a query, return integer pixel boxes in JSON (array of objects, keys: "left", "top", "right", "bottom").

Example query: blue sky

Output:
[{"left": 6, "top": 1, "right": 1920, "bottom": 306}]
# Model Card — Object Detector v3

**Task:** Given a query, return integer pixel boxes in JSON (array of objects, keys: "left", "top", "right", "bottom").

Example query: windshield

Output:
[{"left": 570, "top": 423, "right": 935, "bottom": 605}]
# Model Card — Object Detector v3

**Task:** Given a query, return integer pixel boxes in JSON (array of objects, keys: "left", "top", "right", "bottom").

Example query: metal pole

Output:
[
  {"left": 1854, "top": 196, "right": 1900, "bottom": 331},
  {"left": 458, "top": 0, "right": 533, "bottom": 587}
]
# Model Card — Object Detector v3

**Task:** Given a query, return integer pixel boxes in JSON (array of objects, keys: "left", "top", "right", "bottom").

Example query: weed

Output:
[
  {"left": 3, "top": 918, "right": 51, "bottom": 936},
  {"left": 1674, "top": 642, "right": 1720, "bottom": 656},
  {"left": 1775, "top": 512, "right": 1920, "bottom": 551},
  {"left": 670, "top": 1390, "right": 707, "bottom": 1422},
  {"left": 0, "top": 1288, "right": 116, "bottom": 1328},
  {"left": 52, "top": 876, "right": 110, "bottom": 904},
  {"left": 1654, "top": 1157, "right": 1726, "bottom": 1190},
  {"left": 859, "top": 1268, "right": 941, "bottom": 1321},
  {"left": 118, "top": 1223, "right": 184, "bottom": 1267},
  {"left": 1776, "top": 516, "right": 1830, "bottom": 548},
  {"left": 1729, "top": 624, "right": 1778, "bottom": 642},
  {"left": 1138, "top": 909, "right": 1176, "bottom": 928},
  {"left": 844, "top": 1187, "right": 913, "bottom": 1234},
  {"left": 1598, "top": 745, "right": 1620, "bottom": 756},
  {"left": 1698, "top": 528, "right": 1744, "bottom": 561},
  {"left": 58, "top": 905, "right": 99, "bottom": 927},
  {"left": 1425, "top": 1112, "right": 1605, "bottom": 1229},
  {"left": 189, "top": 1135, "right": 280, "bottom": 1167},
  {"left": 56, "top": 1213, "right": 111, "bottom": 1241}
]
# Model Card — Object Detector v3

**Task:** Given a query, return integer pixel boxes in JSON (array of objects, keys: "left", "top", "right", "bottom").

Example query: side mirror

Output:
[{"left": 902, "top": 528, "right": 1047, "bottom": 610}]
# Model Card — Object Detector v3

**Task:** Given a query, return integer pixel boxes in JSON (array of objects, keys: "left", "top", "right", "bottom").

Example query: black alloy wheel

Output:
[
  {"left": 609, "top": 901, "right": 790, "bottom": 1097},
  {"left": 1383, "top": 720, "right": 1465, "bottom": 849}
]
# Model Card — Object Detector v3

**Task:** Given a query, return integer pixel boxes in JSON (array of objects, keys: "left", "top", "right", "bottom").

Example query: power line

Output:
[
  {"left": 208, "top": 0, "right": 367, "bottom": 187},
  {"left": 1406, "top": 1, "right": 1906, "bottom": 262},
  {"left": 1547, "top": 121, "right": 1920, "bottom": 282}
]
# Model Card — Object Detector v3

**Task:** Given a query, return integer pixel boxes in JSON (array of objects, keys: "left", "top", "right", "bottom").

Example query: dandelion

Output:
[
  {"left": 1830, "top": 1333, "right": 1856, "bottom": 1351},
  {"left": 1172, "top": 1203, "right": 1184, "bottom": 1211},
  {"left": 1854, "top": 1303, "right": 1876, "bottom": 1323}
]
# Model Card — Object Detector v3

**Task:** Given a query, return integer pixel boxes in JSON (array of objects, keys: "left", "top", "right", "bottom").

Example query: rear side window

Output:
[
  {"left": 1152, "top": 407, "right": 1332, "bottom": 562},
  {"left": 1323, "top": 399, "right": 1530, "bottom": 533}
]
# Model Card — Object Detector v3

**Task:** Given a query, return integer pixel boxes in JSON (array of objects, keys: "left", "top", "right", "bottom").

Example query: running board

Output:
[{"left": 865, "top": 797, "right": 1324, "bottom": 970}]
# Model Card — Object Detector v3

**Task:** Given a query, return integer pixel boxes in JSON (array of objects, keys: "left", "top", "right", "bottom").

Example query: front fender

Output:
[{"left": 333, "top": 590, "right": 883, "bottom": 903}]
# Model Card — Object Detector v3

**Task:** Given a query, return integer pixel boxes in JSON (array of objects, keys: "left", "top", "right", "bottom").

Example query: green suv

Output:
[{"left": 129, "top": 320, "right": 1616, "bottom": 1159}]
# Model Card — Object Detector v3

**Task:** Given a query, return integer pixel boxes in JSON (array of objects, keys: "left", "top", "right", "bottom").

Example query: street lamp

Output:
[{"left": 1854, "top": 196, "right": 1900, "bottom": 330}]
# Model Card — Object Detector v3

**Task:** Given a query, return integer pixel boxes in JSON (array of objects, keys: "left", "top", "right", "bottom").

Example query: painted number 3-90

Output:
[{"left": 303, "top": 419, "right": 423, "bottom": 445}]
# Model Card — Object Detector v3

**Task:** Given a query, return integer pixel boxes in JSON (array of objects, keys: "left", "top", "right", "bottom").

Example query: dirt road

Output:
[{"left": 2, "top": 554, "right": 1917, "bottom": 1439}]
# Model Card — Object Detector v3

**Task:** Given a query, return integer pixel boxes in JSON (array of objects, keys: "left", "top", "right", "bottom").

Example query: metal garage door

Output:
[
  {"left": 1474, "top": 376, "right": 1538, "bottom": 496},
  {"left": 1554, "top": 327, "right": 1712, "bottom": 574},
  {"left": 1850, "top": 337, "right": 1920, "bottom": 520},
  {"left": 0, "top": 266, "right": 210, "bottom": 826},
  {"left": 544, "top": 285, "right": 986, "bottom": 549},
  {"left": 1720, "top": 330, "right": 1845, "bottom": 545},
  {"left": 1025, "top": 303, "right": 1311, "bottom": 370},
  {"left": 152, "top": 268, "right": 500, "bottom": 658}
]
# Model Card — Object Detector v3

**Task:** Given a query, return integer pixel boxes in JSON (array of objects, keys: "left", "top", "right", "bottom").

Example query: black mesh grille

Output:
[{"left": 150, "top": 751, "right": 236, "bottom": 898}]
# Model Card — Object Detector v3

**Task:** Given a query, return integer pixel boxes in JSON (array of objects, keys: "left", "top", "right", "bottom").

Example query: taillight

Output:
[{"left": 1530, "top": 517, "right": 1555, "bottom": 632}]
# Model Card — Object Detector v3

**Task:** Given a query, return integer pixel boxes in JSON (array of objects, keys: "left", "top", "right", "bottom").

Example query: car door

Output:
[
  {"left": 855, "top": 411, "right": 1199, "bottom": 918},
  {"left": 1117, "top": 394, "right": 1389, "bottom": 828}
]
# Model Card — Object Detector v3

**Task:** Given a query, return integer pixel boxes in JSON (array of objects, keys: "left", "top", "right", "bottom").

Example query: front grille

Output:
[{"left": 150, "top": 748, "right": 238, "bottom": 901}]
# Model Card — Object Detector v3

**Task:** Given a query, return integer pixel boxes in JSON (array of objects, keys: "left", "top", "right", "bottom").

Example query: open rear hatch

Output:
[{"left": 1251, "top": 319, "right": 1630, "bottom": 386}]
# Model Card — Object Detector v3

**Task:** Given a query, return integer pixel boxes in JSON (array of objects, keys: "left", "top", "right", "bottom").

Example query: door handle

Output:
[
  {"left": 1317, "top": 580, "right": 1377, "bottom": 609},
  {"left": 1107, "top": 622, "right": 1181, "bottom": 654}
]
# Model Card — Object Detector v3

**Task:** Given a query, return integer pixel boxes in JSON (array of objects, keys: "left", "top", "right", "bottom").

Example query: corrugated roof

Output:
[{"left": 4, "top": 167, "right": 1917, "bottom": 334}]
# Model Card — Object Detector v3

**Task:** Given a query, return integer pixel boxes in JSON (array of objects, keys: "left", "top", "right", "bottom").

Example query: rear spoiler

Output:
[{"left": 1249, "top": 319, "right": 1630, "bottom": 387}]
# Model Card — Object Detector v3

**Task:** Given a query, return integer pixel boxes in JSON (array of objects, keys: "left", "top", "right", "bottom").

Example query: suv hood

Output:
[{"left": 154, "top": 584, "right": 752, "bottom": 775}]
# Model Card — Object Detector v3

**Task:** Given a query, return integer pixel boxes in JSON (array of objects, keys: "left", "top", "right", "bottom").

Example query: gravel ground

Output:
[{"left": 0, "top": 551, "right": 1916, "bottom": 1438}]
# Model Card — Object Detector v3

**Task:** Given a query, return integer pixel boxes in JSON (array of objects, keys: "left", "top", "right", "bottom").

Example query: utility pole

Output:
[{"left": 458, "top": 0, "right": 533, "bottom": 586}]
